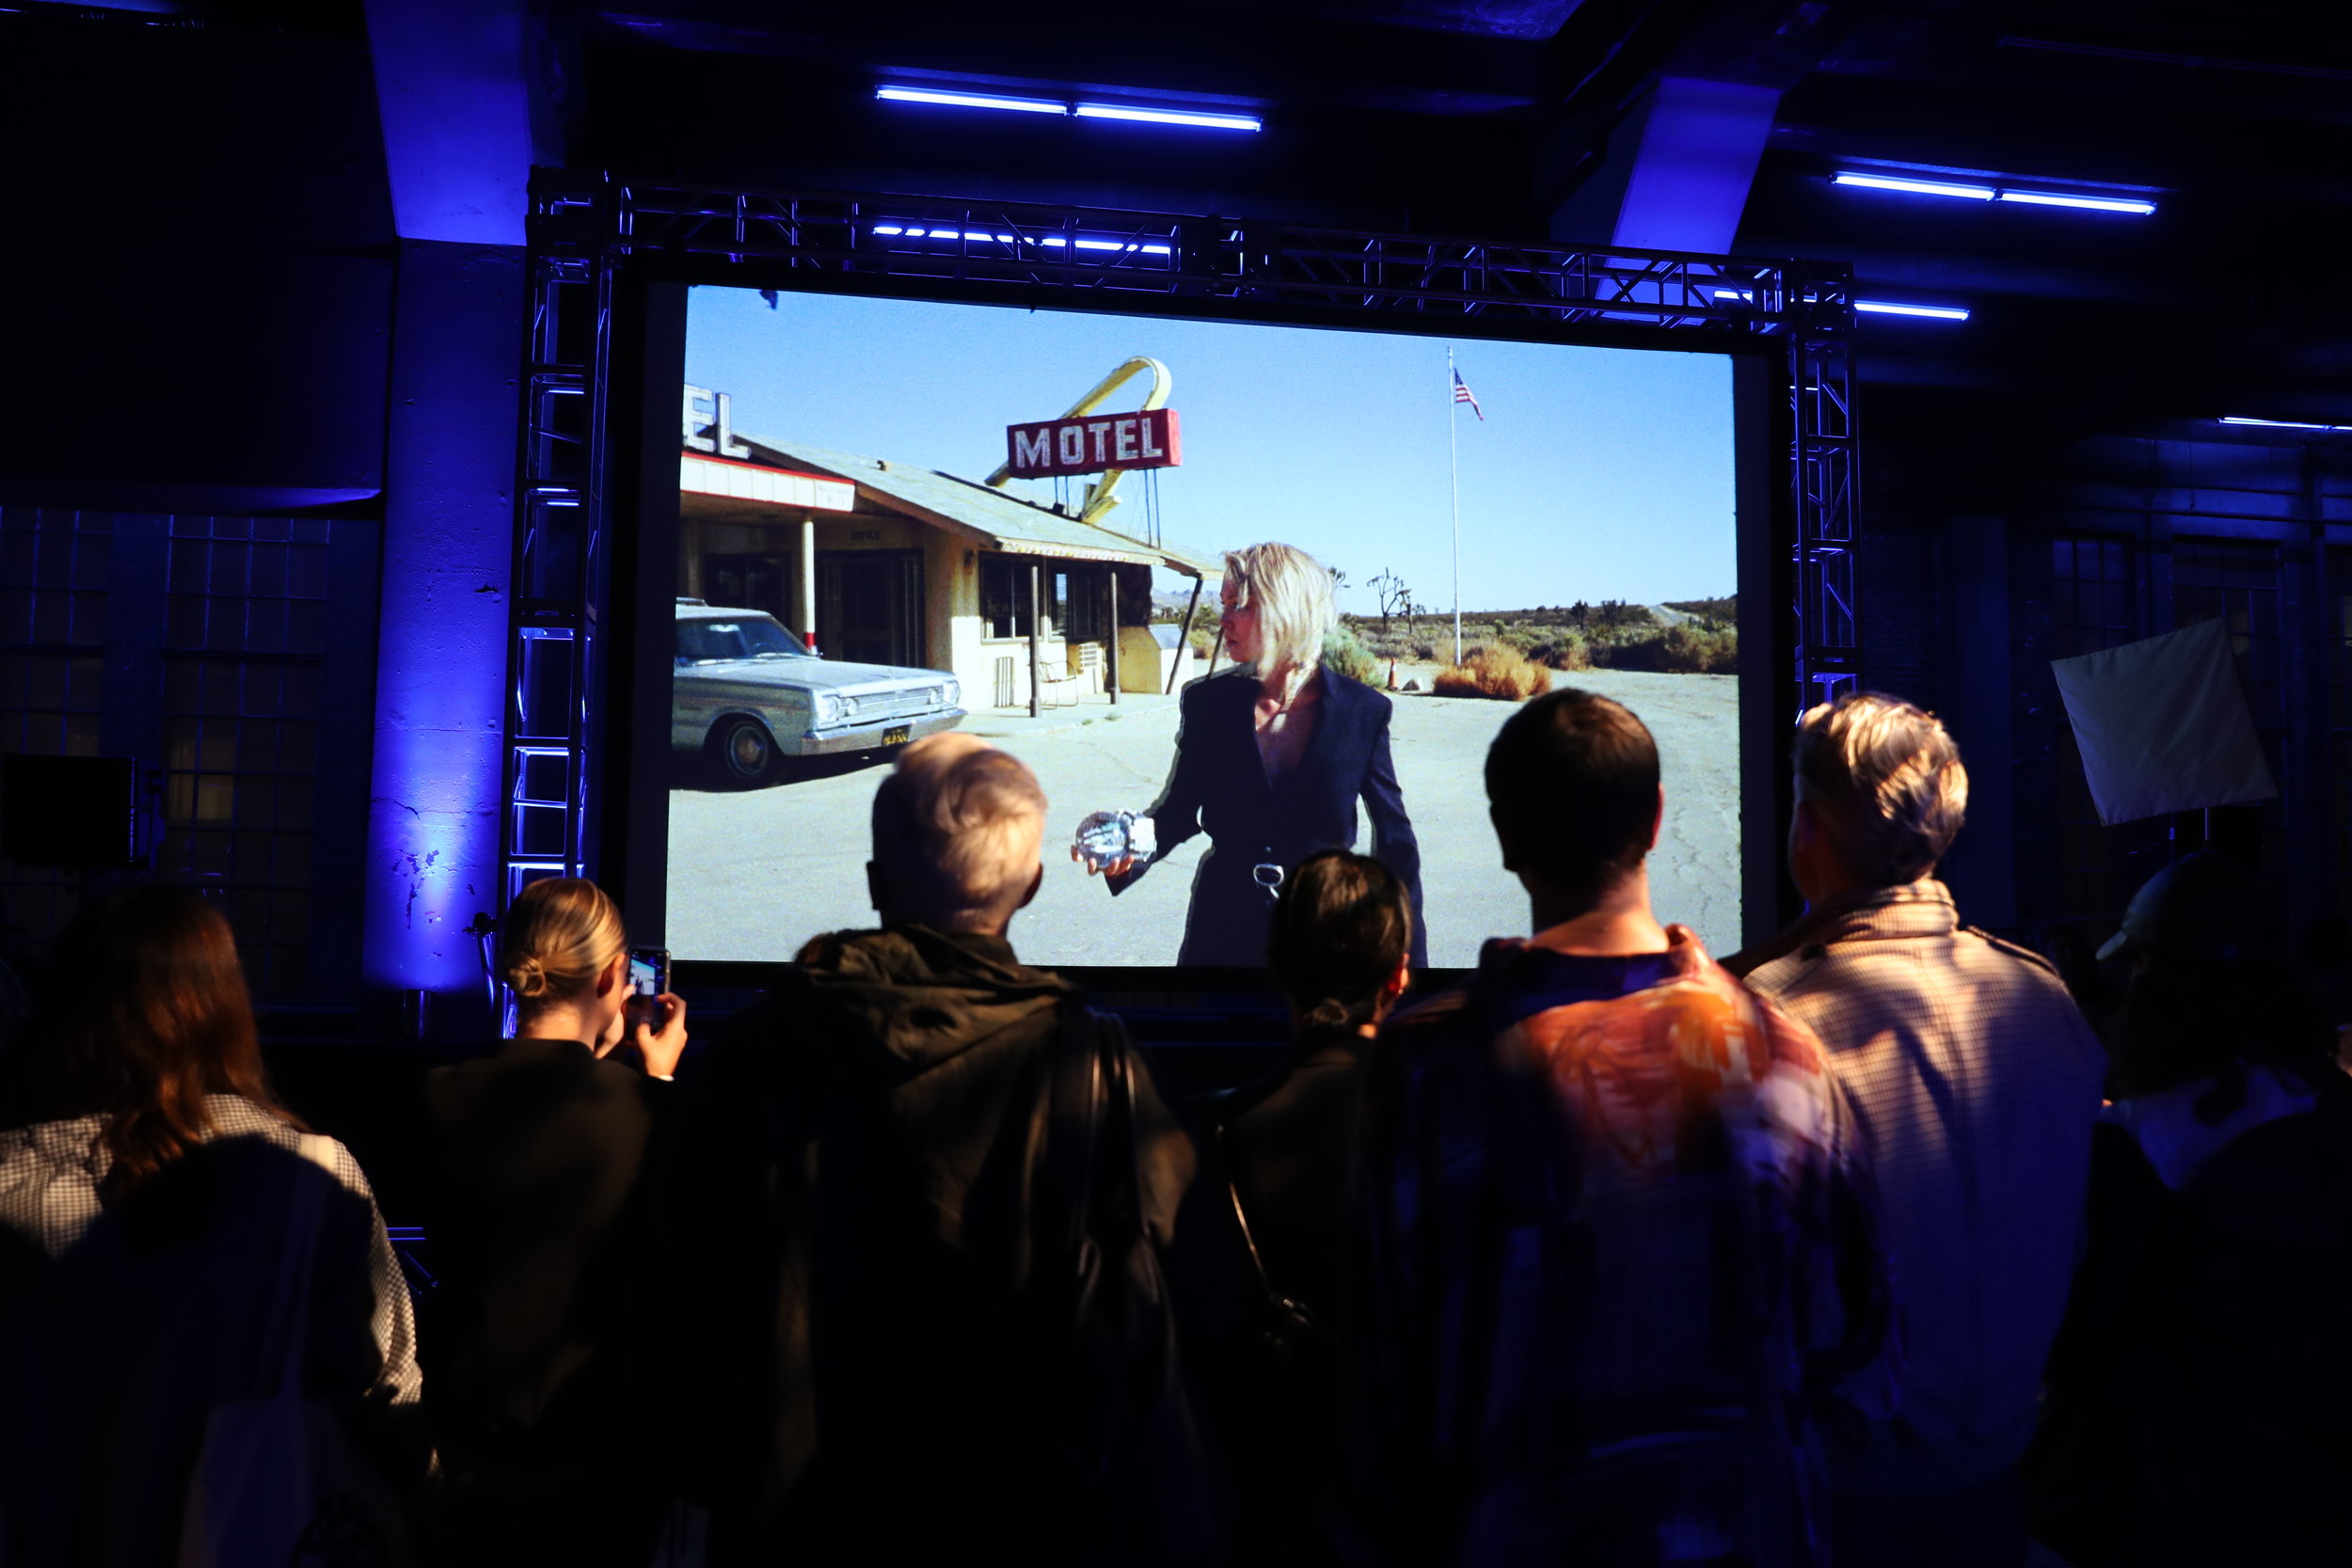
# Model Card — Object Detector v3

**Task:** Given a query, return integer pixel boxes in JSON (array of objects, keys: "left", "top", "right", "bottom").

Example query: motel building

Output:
[{"left": 679, "top": 387, "right": 1219, "bottom": 713}]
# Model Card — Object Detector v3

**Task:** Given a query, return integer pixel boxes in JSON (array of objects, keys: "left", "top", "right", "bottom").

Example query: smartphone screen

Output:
[{"left": 628, "top": 948, "right": 669, "bottom": 998}]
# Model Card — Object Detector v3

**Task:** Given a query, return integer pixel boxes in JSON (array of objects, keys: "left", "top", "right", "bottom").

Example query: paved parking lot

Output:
[{"left": 666, "top": 669, "right": 1742, "bottom": 967}]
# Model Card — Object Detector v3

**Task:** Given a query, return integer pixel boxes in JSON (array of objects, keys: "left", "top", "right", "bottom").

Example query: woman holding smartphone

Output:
[{"left": 417, "top": 876, "right": 688, "bottom": 1567}]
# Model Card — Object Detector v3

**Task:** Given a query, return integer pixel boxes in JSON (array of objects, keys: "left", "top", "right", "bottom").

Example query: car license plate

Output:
[{"left": 882, "top": 724, "right": 912, "bottom": 746}]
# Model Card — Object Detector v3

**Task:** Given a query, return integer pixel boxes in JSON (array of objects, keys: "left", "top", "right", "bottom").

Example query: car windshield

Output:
[{"left": 676, "top": 616, "right": 813, "bottom": 662}]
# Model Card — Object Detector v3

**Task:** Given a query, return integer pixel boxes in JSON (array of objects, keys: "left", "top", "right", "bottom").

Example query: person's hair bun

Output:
[
  {"left": 498, "top": 877, "right": 627, "bottom": 1009},
  {"left": 505, "top": 954, "right": 550, "bottom": 1000}
]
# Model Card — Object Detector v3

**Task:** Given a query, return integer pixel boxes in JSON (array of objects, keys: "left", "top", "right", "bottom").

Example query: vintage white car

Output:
[{"left": 673, "top": 601, "right": 965, "bottom": 783}]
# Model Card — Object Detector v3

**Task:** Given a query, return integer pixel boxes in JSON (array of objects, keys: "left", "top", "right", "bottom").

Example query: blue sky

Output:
[{"left": 686, "top": 285, "right": 1736, "bottom": 616}]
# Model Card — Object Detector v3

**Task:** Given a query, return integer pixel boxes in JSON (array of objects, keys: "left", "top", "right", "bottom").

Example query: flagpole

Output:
[{"left": 1449, "top": 345, "right": 1462, "bottom": 665}]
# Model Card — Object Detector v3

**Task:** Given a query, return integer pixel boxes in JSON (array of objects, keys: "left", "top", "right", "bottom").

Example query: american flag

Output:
[{"left": 1452, "top": 368, "right": 1484, "bottom": 420}]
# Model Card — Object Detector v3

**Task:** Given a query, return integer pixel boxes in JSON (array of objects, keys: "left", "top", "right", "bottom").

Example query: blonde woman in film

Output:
[{"left": 1078, "top": 542, "right": 1425, "bottom": 966}]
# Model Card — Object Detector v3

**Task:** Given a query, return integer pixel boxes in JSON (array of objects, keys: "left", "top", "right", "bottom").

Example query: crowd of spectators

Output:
[{"left": 3, "top": 678, "right": 2348, "bottom": 1568}]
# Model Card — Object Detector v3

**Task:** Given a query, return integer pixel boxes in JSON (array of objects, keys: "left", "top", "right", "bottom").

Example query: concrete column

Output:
[{"left": 359, "top": 240, "right": 522, "bottom": 1022}]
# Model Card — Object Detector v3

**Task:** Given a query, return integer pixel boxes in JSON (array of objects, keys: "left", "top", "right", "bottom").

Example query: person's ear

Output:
[
  {"left": 866, "top": 860, "right": 887, "bottom": 914},
  {"left": 1383, "top": 952, "right": 1411, "bottom": 1001},
  {"left": 1490, "top": 806, "right": 1520, "bottom": 873},
  {"left": 1018, "top": 862, "right": 1044, "bottom": 911},
  {"left": 596, "top": 949, "right": 625, "bottom": 999}
]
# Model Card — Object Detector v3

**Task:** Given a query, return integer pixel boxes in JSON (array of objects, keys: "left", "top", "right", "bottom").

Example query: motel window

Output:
[
  {"left": 981, "top": 555, "right": 1034, "bottom": 640},
  {"left": 1053, "top": 567, "right": 1107, "bottom": 642}
]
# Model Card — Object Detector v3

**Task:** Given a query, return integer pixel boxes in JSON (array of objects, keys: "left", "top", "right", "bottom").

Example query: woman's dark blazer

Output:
[{"left": 1110, "top": 666, "right": 1426, "bottom": 966}]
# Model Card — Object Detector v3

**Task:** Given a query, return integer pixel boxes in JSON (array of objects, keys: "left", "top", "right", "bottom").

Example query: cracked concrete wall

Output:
[{"left": 361, "top": 239, "right": 521, "bottom": 1005}]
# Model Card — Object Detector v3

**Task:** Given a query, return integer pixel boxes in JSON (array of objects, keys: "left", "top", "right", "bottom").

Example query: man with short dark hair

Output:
[
  {"left": 1735, "top": 693, "right": 2104, "bottom": 1567},
  {"left": 1349, "top": 689, "right": 1892, "bottom": 1567},
  {"left": 659, "top": 736, "right": 1212, "bottom": 1566}
]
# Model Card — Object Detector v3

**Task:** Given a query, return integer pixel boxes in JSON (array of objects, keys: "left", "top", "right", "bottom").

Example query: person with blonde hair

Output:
[
  {"left": 418, "top": 875, "right": 687, "bottom": 1567},
  {"left": 660, "top": 734, "right": 1212, "bottom": 1564},
  {"left": 1082, "top": 541, "right": 1425, "bottom": 966},
  {"left": 1734, "top": 691, "right": 2104, "bottom": 1567}
]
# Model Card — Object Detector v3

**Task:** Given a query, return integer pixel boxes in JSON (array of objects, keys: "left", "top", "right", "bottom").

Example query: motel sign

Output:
[{"left": 1004, "top": 407, "right": 1182, "bottom": 481}]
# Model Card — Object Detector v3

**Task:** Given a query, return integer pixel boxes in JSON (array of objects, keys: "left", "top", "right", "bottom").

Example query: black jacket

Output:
[
  {"left": 417, "top": 1037, "right": 675, "bottom": 1565},
  {"left": 656, "top": 924, "right": 1203, "bottom": 1566},
  {"left": 1113, "top": 667, "right": 1426, "bottom": 966},
  {"left": 1184, "top": 1025, "right": 1371, "bottom": 1567}
]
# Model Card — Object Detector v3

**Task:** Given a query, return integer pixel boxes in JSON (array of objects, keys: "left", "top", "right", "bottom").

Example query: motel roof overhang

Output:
[{"left": 698, "top": 434, "right": 1223, "bottom": 580}]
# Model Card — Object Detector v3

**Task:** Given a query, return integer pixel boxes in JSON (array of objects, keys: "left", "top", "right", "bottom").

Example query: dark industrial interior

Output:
[{"left": 1, "top": 2, "right": 2345, "bottom": 1563}]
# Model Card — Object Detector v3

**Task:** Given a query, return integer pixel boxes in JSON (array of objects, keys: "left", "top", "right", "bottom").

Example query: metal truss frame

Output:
[
  {"left": 504, "top": 174, "right": 1859, "bottom": 896},
  {"left": 503, "top": 191, "right": 612, "bottom": 909}
]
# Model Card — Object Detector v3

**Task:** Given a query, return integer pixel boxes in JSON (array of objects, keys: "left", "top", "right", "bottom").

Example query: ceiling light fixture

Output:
[
  {"left": 1855, "top": 300, "right": 1972, "bottom": 321},
  {"left": 1833, "top": 172, "right": 1995, "bottom": 200},
  {"left": 1834, "top": 170, "right": 2155, "bottom": 215},
  {"left": 875, "top": 87, "right": 1261, "bottom": 132},
  {"left": 874, "top": 86, "right": 1066, "bottom": 116},
  {"left": 1073, "top": 103, "right": 1261, "bottom": 132},
  {"left": 2219, "top": 416, "right": 2352, "bottom": 433},
  {"left": 1995, "top": 191, "right": 2158, "bottom": 214}
]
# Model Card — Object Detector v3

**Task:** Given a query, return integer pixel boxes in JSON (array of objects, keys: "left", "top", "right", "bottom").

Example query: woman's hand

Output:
[
  {"left": 1071, "top": 810, "right": 1153, "bottom": 881},
  {"left": 628, "top": 992, "right": 690, "bottom": 1079},
  {"left": 1073, "top": 845, "right": 1138, "bottom": 879}
]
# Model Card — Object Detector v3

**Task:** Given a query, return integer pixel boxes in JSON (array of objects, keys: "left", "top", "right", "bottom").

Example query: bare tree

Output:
[{"left": 1369, "top": 568, "right": 1415, "bottom": 639}]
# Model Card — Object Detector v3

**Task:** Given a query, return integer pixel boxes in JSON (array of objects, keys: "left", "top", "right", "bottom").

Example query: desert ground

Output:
[{"left": 666, "top": 667, "right": 1741, "bottom": 969}]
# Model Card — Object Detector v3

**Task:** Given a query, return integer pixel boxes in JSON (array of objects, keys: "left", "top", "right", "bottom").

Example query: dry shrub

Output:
[
  {"left": 1433, "top": 643, "right": 1551, "bottom": 701},
  {"left": 1529, "top": 630, "right": 1591, "bottom": 671},
  {"left": 1321, "top": 624, "right": 1381, "bottom": 685}
]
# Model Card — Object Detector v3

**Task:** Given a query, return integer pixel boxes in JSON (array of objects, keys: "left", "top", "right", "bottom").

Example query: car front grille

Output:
[{"left": 842, "top": 689, "right": 935, "bottom": 722}]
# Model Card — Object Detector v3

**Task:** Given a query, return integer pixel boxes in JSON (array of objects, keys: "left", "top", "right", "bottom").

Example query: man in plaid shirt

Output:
[{"left": 1735, "top": 694, "right": 2105, "bottom": 1567}]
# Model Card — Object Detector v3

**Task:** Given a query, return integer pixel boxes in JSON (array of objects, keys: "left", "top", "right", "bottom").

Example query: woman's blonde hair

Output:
[
  {"left": 1794, "top": 692, "right": 1969, "bottom": 886},
  {"left": 501, "top": 877, "right": 628, "bottom": 1004},
  {"left": 1225, "top": 542, "right": 1334, "bottom": 679}
]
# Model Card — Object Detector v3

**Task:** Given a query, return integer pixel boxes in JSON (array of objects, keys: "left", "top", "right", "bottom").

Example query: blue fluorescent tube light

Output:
[
  {"left": 1073, "top": 103, "right": 1261, "bottom": 131},
  {"left": 2220, "top": 416, "right": 2352, "bottom": 433},
  {"left": 1833, "top": 172, "right": 1994, "bottom": 200},
  {"left": 876, "top": 86, "right": 1066, "bottom": 115},
  {"left": 1997, "top": 190, "right": 2158, "bottom": 214},
  {"left": 1856, "top": 300, "right": 1972, "bottom": 321},
  {"left": 1835, "top": 169, "right": 2156, "bottom": 215}
]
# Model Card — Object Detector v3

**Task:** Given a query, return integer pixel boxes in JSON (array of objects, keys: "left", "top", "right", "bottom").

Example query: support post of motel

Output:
[
  {"left": 1027, "top": 561, "right": 1043, "bottom": 719},
  {"left": 797, "top": 517, "right": 817, "bottom": 648}
]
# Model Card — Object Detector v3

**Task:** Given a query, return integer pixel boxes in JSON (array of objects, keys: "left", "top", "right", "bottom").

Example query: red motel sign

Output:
[{"left": 1005, "top": 408, "right": 1182, "bottom": 480}]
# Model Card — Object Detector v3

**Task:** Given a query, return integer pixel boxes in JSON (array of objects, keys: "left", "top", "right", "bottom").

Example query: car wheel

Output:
[{"left": 708, "top": 717, "right": 775, "bottom": 785}]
